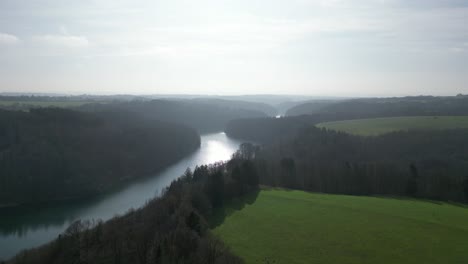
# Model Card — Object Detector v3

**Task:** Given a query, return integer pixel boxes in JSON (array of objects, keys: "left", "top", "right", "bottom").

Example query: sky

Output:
[{"left": 0, "top": 0, "right": 467, "bottom": 97}]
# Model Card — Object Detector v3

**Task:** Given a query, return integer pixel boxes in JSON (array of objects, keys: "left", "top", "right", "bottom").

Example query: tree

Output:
[
  {"left": 233, "top": 143, "right": 258, "bottom": 160},
  {"left": 406, "top": 163, "right": 419, "bottom": 197},
  {"left": 186, "top": 211, "right": 203, "bottom": 235},
  {"left": 281, "top": 158, "right": 296, "bottom": 188},
  {"left": 183, "top": 167, "right": 193, "bottom": 180},
  {"left": 193, "top": 165, "right": 209, "bottom": 182},
  {"left": 463, "top": 175, "right": 468, "bottom": 201},
  {"left": 231, "top": 165, "right": 244, "bottom": 195},
  {"left": 205, "top": 170, "right": 224, "bottom": 207},
  {"left": 242, "top": 160, "right": 259, "bottom": 188}
]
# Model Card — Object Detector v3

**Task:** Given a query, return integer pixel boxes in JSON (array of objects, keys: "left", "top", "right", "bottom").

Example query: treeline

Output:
[
  {"left": 7, "top": 148, "right": 260, "bottom": 264},
  {"left": 0, "top": 108, "right": 200, "bottom": 205},
  {"left": 285, "top": 95, "right": 468, "bottom": 121},
  {"left": 80, "top": 99, "right": 268, "bottom": 133},
  {"left": 248, "top": 127, "right": 468, "bottom": 203}
]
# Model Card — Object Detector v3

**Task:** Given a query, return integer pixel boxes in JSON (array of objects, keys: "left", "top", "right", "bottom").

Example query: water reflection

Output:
[{"left": 0, "top": 132, "right": 244, "bottom": 260}]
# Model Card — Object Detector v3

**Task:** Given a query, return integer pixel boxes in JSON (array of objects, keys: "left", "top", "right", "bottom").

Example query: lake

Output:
[{"left": 0, "top": 132, "right": 244, "bottom": 260}]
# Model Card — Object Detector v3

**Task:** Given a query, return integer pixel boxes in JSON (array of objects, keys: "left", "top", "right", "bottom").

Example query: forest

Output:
[
  {"left": 0, "top": 96, "right": 273, "bottom": 133},
  {"left": 285, "top": 95, "right": 468, "bottom": 121},
  {"left": 0, "top": 108, "right": 200, "bottom": 206},
  {"left": 249, "top": 127, "right": 468, "bottom": 202}
]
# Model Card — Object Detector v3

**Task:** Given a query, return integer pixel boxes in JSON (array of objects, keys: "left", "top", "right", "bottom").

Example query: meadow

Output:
[
  {"left": 213, "top": 189, "right": 468, "bottom": 264},
  {"left": 316, "top": 116, "right": 468, "bottom": 136}
]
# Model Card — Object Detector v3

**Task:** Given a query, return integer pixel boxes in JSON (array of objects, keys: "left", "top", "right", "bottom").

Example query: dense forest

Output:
[
  {"left": 238, "top": 127, "right": 468, "bottom": 203},
  {"left": 0, "top": 108, "right": 200, "bottom": 206},
  {"left": 80, "top": 99, "right": 269, "bottom": 133},
  {"left": 7, "top": 148, "right": 259, "bottom": 264},
  {"left": 286, "top": 95, "right": 468, "bottom": 120}
]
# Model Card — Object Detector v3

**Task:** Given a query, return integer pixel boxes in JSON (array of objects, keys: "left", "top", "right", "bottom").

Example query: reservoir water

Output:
[{"left": 0, "top": 132, "right": 244, "bottom": 260}]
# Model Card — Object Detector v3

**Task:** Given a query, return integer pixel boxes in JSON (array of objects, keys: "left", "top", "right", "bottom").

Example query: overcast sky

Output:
[{"left": 0, "top": 0, "right": 467, "bottom": 96}]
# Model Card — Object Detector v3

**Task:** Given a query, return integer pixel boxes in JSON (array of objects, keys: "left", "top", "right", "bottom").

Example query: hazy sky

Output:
[{"left": 1, "top": 0, "right": 467, "bottom": 96}]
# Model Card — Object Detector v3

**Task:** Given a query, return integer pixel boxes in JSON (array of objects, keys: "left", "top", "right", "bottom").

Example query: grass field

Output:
[
  {"left": 213, "top": 189, "right": 468, "bottom": 264},
  {"left": 316, "top": 116, "right": 468, "bottom": 136}
]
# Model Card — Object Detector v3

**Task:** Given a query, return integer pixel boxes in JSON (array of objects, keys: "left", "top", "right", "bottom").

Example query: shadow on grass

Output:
[{"left": 209, "top": 189, "right": 260, "bottom": 229}]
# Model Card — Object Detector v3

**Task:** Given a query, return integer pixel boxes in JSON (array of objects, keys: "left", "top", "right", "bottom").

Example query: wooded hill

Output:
[
  {"left": 80, "top": 99, "right": 269, "bottom": 133},
  {"left": 0, "top": 108, "right": 200, "bottom": 206},
  {"left": 286, "top": 95, "right": 468, "bottom": 120},
  {"left": 238, "top": 127, "right": 468, "bottom": 203}
]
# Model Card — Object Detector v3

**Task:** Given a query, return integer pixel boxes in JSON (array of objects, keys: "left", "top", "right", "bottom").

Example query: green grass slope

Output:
[
  {"left": 213, "top": 189, "right": 468, "bottom": 264},
  {"left": 316, "top": 116, "right": 468, "bottom": 136}
]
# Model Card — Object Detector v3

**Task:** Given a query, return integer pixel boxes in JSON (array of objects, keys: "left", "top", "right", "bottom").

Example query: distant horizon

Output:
[{"left": 0, "top": 91, "right": 465, "bottom": 99}]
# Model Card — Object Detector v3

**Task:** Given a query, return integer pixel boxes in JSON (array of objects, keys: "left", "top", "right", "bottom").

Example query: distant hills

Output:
[{"left": 285, "top": 95, "right": 468, "bottom": 119}]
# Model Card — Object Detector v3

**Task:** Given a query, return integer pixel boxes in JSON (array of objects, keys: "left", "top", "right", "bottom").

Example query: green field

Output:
[
  {"left": 316, "top": 116, "right": 468, "bottom": 136},
  {"left": 213, "top": 189, "right": 468, "bottom": 264}
]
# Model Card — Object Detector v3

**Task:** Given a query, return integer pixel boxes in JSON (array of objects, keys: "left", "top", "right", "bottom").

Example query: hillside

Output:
[
  {"left": 81, "top": 99, "right": 268, "bottom": 133},
  {"left": 285, "top": 96, "right": 468, "bottom": 120},
  {"left": 285, "top": 99, "right": 340, "bottom": 116},
  {"left": 214, "top": 189, "right": 468, "bottom": 264},
  {"left": 0, "top": 108, "right": 200, "bottom": 205},
  {"left": 229, "top": 124, "right": 468, "bottom": 202},
  {"left": 317, "top": 116, "right": 468, "bottom": 136}
]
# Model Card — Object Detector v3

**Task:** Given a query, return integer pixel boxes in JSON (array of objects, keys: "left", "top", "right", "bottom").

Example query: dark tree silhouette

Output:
[
  {"left": 281, "top": 158, "right": 296, "bottom": 188},
  {"left": 406, "top": 164, "right": 419, "bottom": 197}
]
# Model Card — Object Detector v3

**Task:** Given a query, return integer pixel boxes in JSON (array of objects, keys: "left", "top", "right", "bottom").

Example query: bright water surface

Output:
[{"left": 0, "top": 132, "right": 244, "bottom": 260}]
